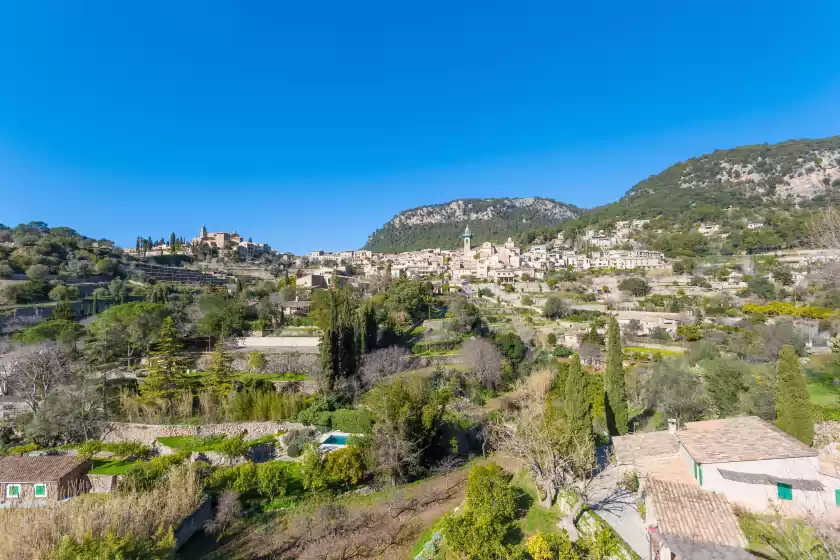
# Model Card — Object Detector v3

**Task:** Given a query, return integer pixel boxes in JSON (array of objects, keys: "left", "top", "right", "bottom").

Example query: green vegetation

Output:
[
  {"left": 604, "top": 316, "right": 628, "bottom": 435},
  {"left": 363, "top": 198, "right": 579, "bottom": 252},
  {"left": 89, "top": 458, "right": 141, "bottom": 475},
  {"left": 775, "top": 345, "right": 813, "bottom": 445}
]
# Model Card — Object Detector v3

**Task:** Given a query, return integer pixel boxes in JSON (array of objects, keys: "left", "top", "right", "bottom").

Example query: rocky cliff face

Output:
[
  {"left": 626, "top": 137, "right": 840, "bottom": 203},
  {"left": 364, "top": 197, "right": 579, "bottom": 252}
]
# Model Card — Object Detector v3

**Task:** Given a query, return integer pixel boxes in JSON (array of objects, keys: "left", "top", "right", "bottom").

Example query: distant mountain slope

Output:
[
  {"left": 363, "top": 197, "right": 580, "bottom": 252},
  {"left": 624, "top": 136, "right": 840, "bottom": 208},
  {"left": 519, "top": 135, "right": 840, "bottom": 245}
]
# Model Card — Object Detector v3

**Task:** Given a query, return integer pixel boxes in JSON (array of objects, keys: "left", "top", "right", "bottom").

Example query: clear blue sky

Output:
[{"left": 1, "top": 1, "right": 839, "bottom": 254}]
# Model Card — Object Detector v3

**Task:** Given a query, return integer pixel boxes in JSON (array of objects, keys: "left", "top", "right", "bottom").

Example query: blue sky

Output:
[{"left": 1, "top": 1, "right": 838, "bottom": 254}]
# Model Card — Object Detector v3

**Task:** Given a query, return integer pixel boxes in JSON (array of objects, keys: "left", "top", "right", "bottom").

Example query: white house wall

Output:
[{"left": 678, "top": 442, "right": 840, "bottom": 517}]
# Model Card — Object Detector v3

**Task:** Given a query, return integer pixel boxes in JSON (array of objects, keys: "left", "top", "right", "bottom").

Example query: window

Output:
[
  {"left": 34, "top": 484, "right": 46, "bottom": 498},
  {"left": 777, "top": 483, "right": 793, "bottom": 501},
  {"left": 835, "top": 489, "right": 840, "bottom": 507},
  {"left": 6, "top": 484, "right": 20, "bottom": 498}
]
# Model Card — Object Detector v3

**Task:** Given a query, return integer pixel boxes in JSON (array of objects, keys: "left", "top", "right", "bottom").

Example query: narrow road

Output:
[{"left": 587, "top": 465, "right": 649, "bottom": 559}]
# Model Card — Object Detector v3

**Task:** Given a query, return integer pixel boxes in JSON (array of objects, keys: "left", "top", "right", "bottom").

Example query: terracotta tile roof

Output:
[
  {"left": 678, "top": 416, "right": 817, "bottom": 464},
  {"left": 0, "top": 455, "right": 88, "bottom": 482},
  {"left": 613, "top": 431, "right": 679, "bottom": 464},
  {"left": 658, "top": 536, "right": 755, "bottom": 560},
  {"left": 647, "top": 479, "right": 747, "bottom": 549}
]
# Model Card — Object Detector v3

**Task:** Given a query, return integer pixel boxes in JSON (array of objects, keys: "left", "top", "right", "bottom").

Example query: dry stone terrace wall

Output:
[
  {"left": 814, "top": 421, "right": 840, "bottom": 448},
  {"left": 193, "top": 351, "right": 319, "bottom": 375},
  {"left": 102, "top": 420, "right": 306, "bottom": 446}
]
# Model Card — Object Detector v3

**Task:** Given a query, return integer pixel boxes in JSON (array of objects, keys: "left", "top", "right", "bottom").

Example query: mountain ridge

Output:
[{"left": 363, "top": 197, "right": 580, "bottom": 253}]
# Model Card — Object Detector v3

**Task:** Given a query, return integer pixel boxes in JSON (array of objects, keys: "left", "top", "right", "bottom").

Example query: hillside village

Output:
[{"left": 1, "top": 141, "right": 840, "bottom": 559}]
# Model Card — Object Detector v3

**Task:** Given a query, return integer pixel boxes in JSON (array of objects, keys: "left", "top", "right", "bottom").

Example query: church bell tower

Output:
[{"left": 461, "top": 225, "right": 473, "bottom": 258}]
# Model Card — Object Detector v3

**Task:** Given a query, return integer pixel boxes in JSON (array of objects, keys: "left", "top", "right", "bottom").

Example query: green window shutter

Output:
[
  {"left": 777, "top": 483, "right": 793, "bottom": 500},
  {"left": 835, "top": 490, "right": 840, "bottom": 506},
  {"left": 698, "top": 465, "right": 703, "bottom": 487},
  {"left": 7, "top": 485, "right": 19, "bottom": 498},
  {"left": 34, "top": 484, "right": 46, "bottom": 498}
]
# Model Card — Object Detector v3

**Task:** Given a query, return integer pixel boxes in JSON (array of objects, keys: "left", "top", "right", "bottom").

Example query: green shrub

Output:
[
  {"left": 2, "top": 443, "right": 39, "bottom": 456},
  {"left": 287, "top": 441, "right": 304, "bottom": 458},
  {"left": 76, "top": 441, "right": 103, "bottom": 460},
  {"left": 51, "top": 527, "right": 176, "bottom": 560},
  {"left": 329, "top": 409, "right": 372, "bottom": 434},
  {"left": 256, "top": 461, "right": 289, "bottom": 498},
  {"left": 217, "top": 435, "right": 250, "bottom": 459},
  {"left": 119, "top": 452, "right": 189, "bottom": 493},
  {"left": 208, "top": 463, "right": 259, "bottom": 494}
]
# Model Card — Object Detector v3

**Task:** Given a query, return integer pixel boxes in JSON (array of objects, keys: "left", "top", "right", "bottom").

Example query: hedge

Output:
[{"left": 742, "top": 302, "right": 833, "bottom": 320}]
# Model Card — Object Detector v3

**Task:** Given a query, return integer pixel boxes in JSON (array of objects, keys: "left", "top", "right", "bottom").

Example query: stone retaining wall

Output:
[
  {"left": 86, "top": 474, "right": 119, "bottom": 494},
  {"left": 814, "top": 421, "right": 840, "bottom": 448},
  {"left": 174, "top": 496, "right": 213, "bottom": 550},
  {"left": 102, "top": 421, "right": 305, "bottom": 446}
]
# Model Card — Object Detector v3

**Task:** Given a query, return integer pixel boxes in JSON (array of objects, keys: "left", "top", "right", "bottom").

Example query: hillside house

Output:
[
  {"left": 0, "top": 455, "right": 90, "bottom": 505},
  {"left": 614, "top": 416, "right": 840, "bottom": 519}
]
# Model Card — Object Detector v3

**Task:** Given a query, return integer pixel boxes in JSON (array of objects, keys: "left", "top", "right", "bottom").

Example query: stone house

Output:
[
  {"left": 615, "top": 416, "right": 840, "bottom": 521},
  {"left": 0, "top": 455, "right": 90, "bottom": 505}
]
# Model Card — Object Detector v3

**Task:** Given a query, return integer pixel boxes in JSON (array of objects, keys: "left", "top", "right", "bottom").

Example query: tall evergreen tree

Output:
[
  {"left": 356, "top": 301, "right": 378, "bottom": 355},
  {"left": 565, "top": 354, "right": 593, "bottom": 445},
  {"left": 775, "top": 345, "right": 813, "bottom": 445},
  {"left": 206, "top": 342, "right": 233, "bottom": 398},
  {"left": 141, "top": 317, "right": 190, "bottom": 414},
  {"left": 169, "top": 232, "right": 176, "bottom": 248},
  {"left": 319, "top": 287, "right": 360, "bottom": 390},
  {"left": 604, "top": 315, "right": 628, "bottom": 435}
]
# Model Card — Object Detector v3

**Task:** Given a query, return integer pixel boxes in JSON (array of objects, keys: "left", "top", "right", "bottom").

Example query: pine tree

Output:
[
  {"left": 604, "top": 315, "right": 628, "bottom": 435},
  {"left": 141, "top": 317, "right": 191, "bottom": 415},
  {"left": 565, "top": 354, "right": 593, "bottom": 445},
  {"left": 775, "top": 345, "right": 813, "bottom": 445},
  {"left": 169, "top": 232, "right": 176, "bottom": 248},
  {"left": 206, "top": 342, "right": 234, "bottom": 398}
]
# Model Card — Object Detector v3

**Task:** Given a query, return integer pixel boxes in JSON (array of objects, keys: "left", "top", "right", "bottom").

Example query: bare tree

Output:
[
  {"left": 359, "top": 346, "right": 409, "bottom": 388},
  {"left": 462, "top": 338, "right": 504, "bottom": 390},
  {"left": 205, "top": 491, "right": 242, "bottom": 537},
  {"left": 489, "top": 380, "right": 595, "bottom": 508},
  {"left": 8, "top": 345, "right": 74, "bottom": 412}
]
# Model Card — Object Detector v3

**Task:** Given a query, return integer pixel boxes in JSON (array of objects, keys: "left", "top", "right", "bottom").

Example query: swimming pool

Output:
[{"left": 322, "top": 434, "right": 348, "bottom": 446}]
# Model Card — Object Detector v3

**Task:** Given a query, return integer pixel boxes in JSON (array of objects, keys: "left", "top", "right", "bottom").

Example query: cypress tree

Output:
[
  {"left": 565, "top": 354, "right": 592, "bottom": 445},
  {"left": 775, "top": 345, "right": 813, "bottom": 445},
  {"left": 170, "top": 232, "right": 176, "bottom": 248},
  {"left": 206, "top": 342, "right": 234, "bottom": 398},
  {"left": 141, "top": 316, "right": 191, "bottom": 415},
  {"left": 318, "top": 287, "right": 360, "bottom": 390},
  {"left": 604, "top": 315, "right": 628, "bottom": 435}
]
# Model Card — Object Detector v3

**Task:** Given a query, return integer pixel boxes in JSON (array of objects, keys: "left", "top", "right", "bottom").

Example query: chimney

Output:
[{"left": 667, "top": 418, "right": 678, "bottom": 434}]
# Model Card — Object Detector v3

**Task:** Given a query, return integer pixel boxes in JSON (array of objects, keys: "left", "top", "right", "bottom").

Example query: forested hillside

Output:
[
  {"left": 363, "top": 197, "right": 579, "bottom": 252},
  {"left": 520, "top": 136, "right": 840, "bottom": 253}
]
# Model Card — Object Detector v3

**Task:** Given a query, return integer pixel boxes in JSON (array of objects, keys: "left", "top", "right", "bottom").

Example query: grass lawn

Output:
[
  {"left": 89, "top": 458, "right": 141, "bottom": 475},
  {"left": 510, "top": 468, "right": 562, "bottom": 537},
  {"left": 805, "top": 356, "right": 840, "bottom": 407},
  {"left": 156, "top": 434, "right": 228, "bottom": 452}
]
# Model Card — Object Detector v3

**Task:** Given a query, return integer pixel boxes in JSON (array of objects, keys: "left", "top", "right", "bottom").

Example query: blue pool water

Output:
[{"left": 323, "top": 434, "right": 348, "bottom": 445}]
